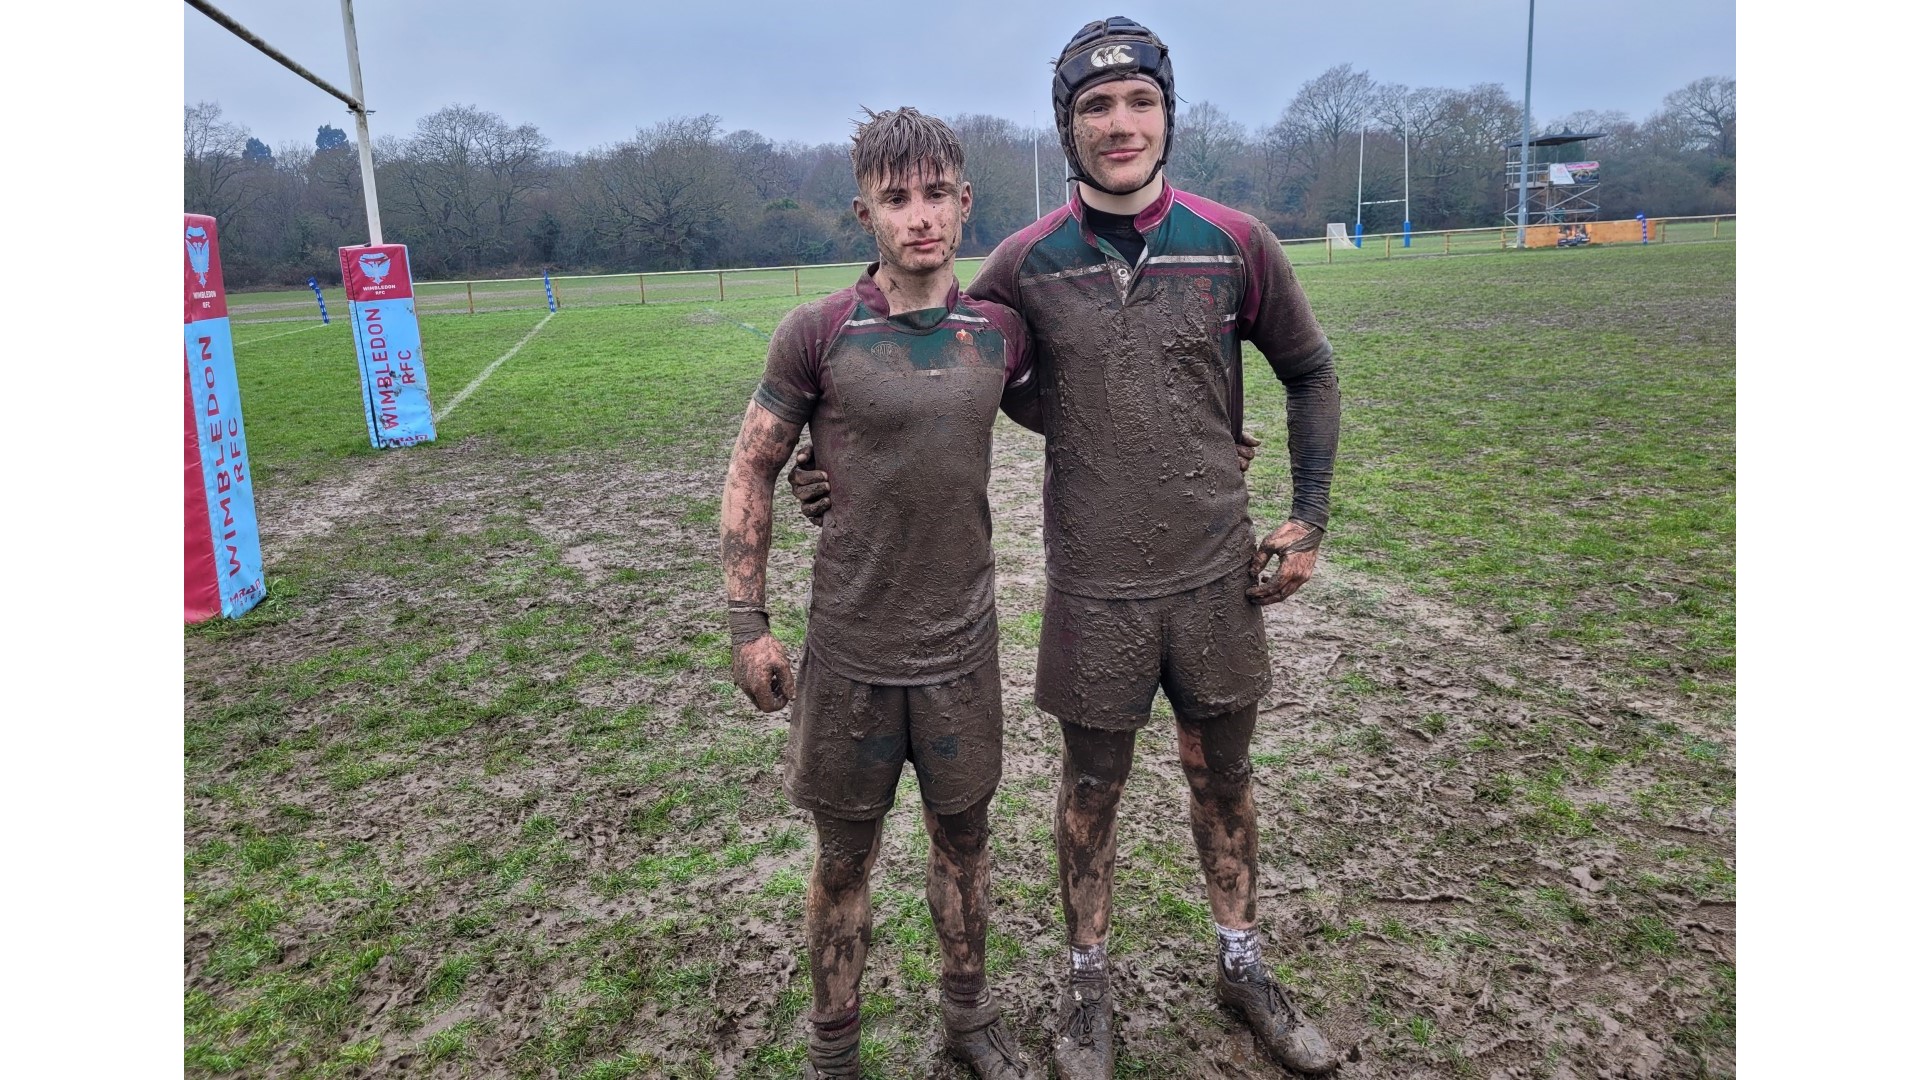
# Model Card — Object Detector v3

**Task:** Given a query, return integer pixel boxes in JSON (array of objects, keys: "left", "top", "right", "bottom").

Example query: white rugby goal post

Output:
[{"left": 1326, "top": 223, "right": 1357, "bottom": 249}]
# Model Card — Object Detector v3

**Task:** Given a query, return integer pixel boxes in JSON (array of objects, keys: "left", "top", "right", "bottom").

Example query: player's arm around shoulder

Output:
[
  {"left": 721, "top": 306, "right": 820, "bottom": 711},
  {"left": 975, "top": 298, "right": 1044, "bottom": 435}
]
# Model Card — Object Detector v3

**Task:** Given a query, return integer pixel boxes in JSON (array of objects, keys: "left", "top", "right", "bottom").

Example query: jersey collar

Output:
[
  {"left": 1068, "top": 182, "right": 1176, "bottom": 244},
  {"left": 855, "top": 263, "right": 963, "bottom": 333}
]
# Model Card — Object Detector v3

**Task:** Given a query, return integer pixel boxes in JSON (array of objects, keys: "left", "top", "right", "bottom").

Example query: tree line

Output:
[{"left": 185, "top": 67, "right": 1734, "bottom": 289}]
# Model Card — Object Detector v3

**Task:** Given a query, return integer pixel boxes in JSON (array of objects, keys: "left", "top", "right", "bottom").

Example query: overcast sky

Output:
[{"left": 184, "top": 1, "right": 1735, "bottom": 154}]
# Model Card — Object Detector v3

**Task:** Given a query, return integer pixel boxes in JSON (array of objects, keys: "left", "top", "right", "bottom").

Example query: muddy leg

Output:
[
  {"left": 1177, "top": 703, "right": 1260, "bottom": 929},
  {"left": 808, "top": 813, "right": 885, "bottom": 1021},
  {"left": 1056, "top": 720, "right": 1138, "bottom": 946},
  {"left": 924, "top": 794, "right": 993, "bottom": 1000}
]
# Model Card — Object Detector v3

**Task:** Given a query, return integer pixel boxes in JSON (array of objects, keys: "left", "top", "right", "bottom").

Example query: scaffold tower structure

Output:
[{"left": 1505, "top": 129, "right": 1606, "bottom": 227}]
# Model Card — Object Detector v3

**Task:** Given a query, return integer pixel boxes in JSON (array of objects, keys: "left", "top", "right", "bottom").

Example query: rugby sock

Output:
[
  {"left": 1216, "top": 923, "right": 1264, "bottom": 982},
  {"left": 810, "top": 1005, "right": 860, "bottom": 1040},
  {"left": 808, "top": 1006, "right": 861, "bottom": 1066},
  {"left": 1069, "top": 941, "right": 1108, "bottom": 978},
  {"left": 942, "top": 972, "right": 989, "bottom": 1008}
]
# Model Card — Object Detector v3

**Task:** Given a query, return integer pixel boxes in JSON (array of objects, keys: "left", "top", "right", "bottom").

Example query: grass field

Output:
[{"left": 187, "top": 241, "right": 1735, "bottom": 1078}]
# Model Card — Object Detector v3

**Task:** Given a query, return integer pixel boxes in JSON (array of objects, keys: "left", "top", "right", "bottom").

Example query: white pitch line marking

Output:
[
  {"left": 233, "top": 322, "right": 330, "bottom": 347},
  {"left": 433, "top": 311, "right": 556, "bottom": 423}
]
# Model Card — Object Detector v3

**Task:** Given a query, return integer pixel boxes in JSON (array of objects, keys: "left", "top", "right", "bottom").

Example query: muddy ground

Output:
[{"left": 185, "top": 424, "right": 1733, "bottom": 1079}]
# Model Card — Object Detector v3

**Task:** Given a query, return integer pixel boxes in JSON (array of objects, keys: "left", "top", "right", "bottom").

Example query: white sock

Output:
[
  {"left": 1069, "top": 942, "right": 1108, "bottom": 977},
  {"left": 1217, "top": 923, "right": 1263, "bottom": 980}
]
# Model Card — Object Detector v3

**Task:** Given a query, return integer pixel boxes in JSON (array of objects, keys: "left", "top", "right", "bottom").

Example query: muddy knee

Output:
[
  {"left": 929, "top": 799, "right": 992, "bottom": 862},
  {"left": 1063, "top": 768, "right": 1128, "bottom": 817},
  {"left": 1058, "top": 721, "right": 1137, "bottom": 814},
  {"left": 813, "top": 815, "right": 881, "bottom": 897},
  {"left": 1181, "top": 749, "right": 1253, "bottom": 804},
  {"left": 1177, "top": 705, "right": 1257, "bottom": 803}
]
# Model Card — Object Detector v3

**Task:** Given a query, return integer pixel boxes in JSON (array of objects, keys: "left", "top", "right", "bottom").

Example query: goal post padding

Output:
[
  {"left": 184, "top": 214, "right": 266, "bottom": 622},
  {"left": 339, "top": 244, "right": 436, "bottom": 448}
]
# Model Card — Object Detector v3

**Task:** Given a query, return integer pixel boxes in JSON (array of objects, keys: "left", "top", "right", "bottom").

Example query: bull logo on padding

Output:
[
  {"left": 186, "top": 226, "right": 212, "bottom": 286},
  {"left": 358, "top": 251, "right": 393, "bottom": 284}
]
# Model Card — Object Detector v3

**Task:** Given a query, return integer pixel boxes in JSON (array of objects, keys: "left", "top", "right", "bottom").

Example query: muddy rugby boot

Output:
[
  {"left": 1215, "top": 959, "right": 1336, "bottom": 1075},
  {"left": 942, "top": 994, "right": 1038, "bottom": 1079},
  {"left": 1051, "top": 970, "right": 1115, "bottom": 1079}
]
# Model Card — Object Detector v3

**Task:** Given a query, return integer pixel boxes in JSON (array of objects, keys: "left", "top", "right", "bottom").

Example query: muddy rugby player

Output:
[
  {"left": 720, "top": 108, "right": 1042, "bottom": 1079},
  {"left": 790, "top": 18, "right": 1343, "bottom": 1077}
]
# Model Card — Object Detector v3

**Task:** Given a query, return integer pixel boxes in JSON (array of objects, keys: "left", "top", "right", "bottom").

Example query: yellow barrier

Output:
[{"left": 1522, "top": 218, "right": 1654, "bottom": 249}]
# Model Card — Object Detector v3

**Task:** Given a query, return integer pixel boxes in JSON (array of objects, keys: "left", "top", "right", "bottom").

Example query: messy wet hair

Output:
[{"left": 850, "top": 107, "right": 966, "bottom": 194}]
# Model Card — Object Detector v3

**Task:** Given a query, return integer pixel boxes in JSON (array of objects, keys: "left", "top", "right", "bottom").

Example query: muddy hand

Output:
[
  {"left": 731, "top": 634, "right": 794, "bottom": 711},
  {"left": 1236, "top": 433, "right": 1260, "bottom": 473},
  {"left": 1247, "top": 519, "right": 1325, "bottom": 606},
  {"left": 787, "top": 443, "right": 831, "bottom": 526}
]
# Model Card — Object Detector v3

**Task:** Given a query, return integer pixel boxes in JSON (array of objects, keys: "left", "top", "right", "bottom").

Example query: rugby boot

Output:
[
  {"left": 942, "top": 994, "right": 1038, "bottom": 1079},
  {"left": 1051, "top": 970, "right": 1115, "bottom": 1080},
  {"left": 800, "top": 1012, "right": 862, "bottom": 1079},
  {"left": 1215, "top": 958, "right": 1337, "bottom": 1075}
]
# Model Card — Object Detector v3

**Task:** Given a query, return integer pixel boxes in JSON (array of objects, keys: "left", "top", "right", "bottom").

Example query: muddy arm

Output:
[
  {"left": 722, "top": 402, "right": 805, "bottom": 710},
  {"left": 722, "top": 402, "right": 805, "bottom": 606},
  {"left": 1274, "top": 348, "right": 1339, "bottom": 530},
  {"left": 1246, "top": 347, "right": 1338, "bottom": 606}
]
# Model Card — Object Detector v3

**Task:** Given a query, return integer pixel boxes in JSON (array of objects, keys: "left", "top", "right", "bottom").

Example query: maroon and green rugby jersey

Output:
[
  {"left": 970, "top": 184, "right": 1340, "bottom": 601},
  {"left": 753, "top": 266, "right": 1035, "bottom": 685}
]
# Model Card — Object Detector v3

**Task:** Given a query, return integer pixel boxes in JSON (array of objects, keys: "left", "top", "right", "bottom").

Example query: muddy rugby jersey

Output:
[
  {"left": 970, "top": 184, "right": 1339, "bottom": 601},
  {"left": 753, "top": 267, "right": 1034, "bottom": 685}
]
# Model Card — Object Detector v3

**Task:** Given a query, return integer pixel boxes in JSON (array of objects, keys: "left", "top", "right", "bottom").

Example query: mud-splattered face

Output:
[
  {"left": 1071, "top": 76, "right": 1166, "bottom": 194},
  {"left": 854, "top": 163, "right": 972, "bottom": 276}
]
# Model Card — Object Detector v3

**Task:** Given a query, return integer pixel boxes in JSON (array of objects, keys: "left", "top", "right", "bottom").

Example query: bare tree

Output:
[
  {"left": 1169, "top": 101, "right": 1249, "bottom": 203},
  {"left": 724, "top": 130, "right": 807, "bottom": 203},
  {"left": 309, "top": 134, "right": 368, "bottom": 236},
  {"left": 383, "top": 104, "right": 550, "bottom": 274},
  {"left": 1372, "top": 84, "right": 1491, "bottom": 229},
  {"left": 1254, "top": 115, "right": 1311, "bottom": 220},
  {"left": 1419, "top": 83, "right": 1521, "bottom": 226},
  {"left": 1284, "top": 64, "right": 1378, "bottom": 161},
  {"left": 797, "top": 143, "right": 858, "bottom": 215},
  {"left": 948, "top": 113, "right": 1033, "bottom": 252},
  {"left": 184, "top": 101, "right": 251, "bottom": 222},
  {"left": 1662, "top": 77, "right": 1735, "bottom": 158},
  {"left": 584, "top": 114, "right": 740, "bottom": 269},
  {"left": 1371, "top": 84, "right": 1450, "bottom": 149}
]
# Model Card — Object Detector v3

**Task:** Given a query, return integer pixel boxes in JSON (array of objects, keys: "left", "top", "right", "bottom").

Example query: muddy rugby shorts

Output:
[
  {"left": 782, "top": 651, "right": 1005, "bottom": 821},
  {"left": 1036, "top": 569, "right": 1271, "bottom": 731}
]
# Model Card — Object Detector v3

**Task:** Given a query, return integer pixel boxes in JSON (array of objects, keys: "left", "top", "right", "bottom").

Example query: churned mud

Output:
[{"left": 187, "top": 423, "right": 1732, "bottom": 1079}]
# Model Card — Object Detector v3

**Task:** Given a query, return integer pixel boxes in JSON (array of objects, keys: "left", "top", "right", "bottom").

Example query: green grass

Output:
[{"left": 1245, "top": 242, "right": 1735, "bottom": 689}]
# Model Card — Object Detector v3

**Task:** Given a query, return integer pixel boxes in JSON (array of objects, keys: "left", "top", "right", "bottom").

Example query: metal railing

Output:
[{"left": 223, "top": 216, "right": 1733, "bottom": 324}]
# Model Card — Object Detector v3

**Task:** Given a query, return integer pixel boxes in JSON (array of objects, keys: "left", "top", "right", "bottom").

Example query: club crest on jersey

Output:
[
  {"left": 186, "top": 226, "right": 212, "bottom": 286},
  {"left": 1090, "top": 44, "right": 1135, "bottom": 68},
  {"left": 956, "top": 329, "right": 973, "bottom": 344},
  {"left": 358, "top": 252, "right": 393, "bottom": 283}
]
